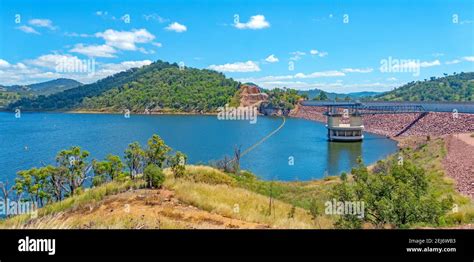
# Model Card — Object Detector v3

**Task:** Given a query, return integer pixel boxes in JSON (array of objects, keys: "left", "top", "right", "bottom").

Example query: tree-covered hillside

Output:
[
  {"left": 374, "top": 72, "right": 474, "bottom": 102},
  {"left": 8, "top": 61, "right": 239, "bottom": 112},
  {"left": 82, "top": 67, "right": 238, "bottom": 112}
]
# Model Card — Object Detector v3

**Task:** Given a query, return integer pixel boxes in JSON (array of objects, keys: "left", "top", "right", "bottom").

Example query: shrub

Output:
[
  {"left": 92, "top": 175, "right": 107, "bottom": 187},
  {"left": 184, "top": 165, "right": 236, "bottom": 186},
  {"left": 332, "top": 158, "right": 452, "bottom": 228},
  {"left": 144, "top": 164, "right": 165, "bottom": 188},
  {"left": 169, "top": 151, "right": 187, "bottom": 178},
  {"left": 340, "top": 172, "right": 347, "bottom": 181}
]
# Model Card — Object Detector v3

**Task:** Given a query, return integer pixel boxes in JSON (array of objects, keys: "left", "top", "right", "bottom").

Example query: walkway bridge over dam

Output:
[{"left": 300, "top": 101, "right": 473, "bottom": 141}]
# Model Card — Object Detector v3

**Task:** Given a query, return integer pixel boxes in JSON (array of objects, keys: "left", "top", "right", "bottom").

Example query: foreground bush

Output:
[
  {"left": 144, "top": 164, "right": 165, "bottom": 188},
  {"left": 331, "top": 157, "right": 453, "bottom": 229}
]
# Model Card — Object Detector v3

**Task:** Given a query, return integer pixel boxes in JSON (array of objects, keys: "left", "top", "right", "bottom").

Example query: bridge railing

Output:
[{"left": 358, "top": 105, "right": 426, "bottom": 114}]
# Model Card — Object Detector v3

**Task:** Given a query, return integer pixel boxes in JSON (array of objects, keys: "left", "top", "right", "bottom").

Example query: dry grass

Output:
[
  {"left": 182, "top": 165, "right": 236, "bottom": 186},
  {"left": 164, "top": 166, "right": 333, "bottom": 229},
  {"left": 1, "top": 165, "right": 334, "bottom": 229},
  {"left": 0, "top": 179, "right": 145, "bottom": 228}
]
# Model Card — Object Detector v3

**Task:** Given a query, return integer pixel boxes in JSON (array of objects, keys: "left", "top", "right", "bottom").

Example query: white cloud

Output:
[
  {"left": 446, "top": 59, "right": 461, "bottom": 65},
  {"left": 209, "top": 61, "right": 261, "bottom": 72},
  {"left": 165, "top": 22, "right": 187, "bottom": 33},
  {"left": 96, "top": 60, "right": 152, "bottom": 76},
  {"left": 419, "top": 60, "right": 441, "bottom": 67},
  {"left": 61, "top": 60, "right": 152, "bottom": 83},
  {"left": 70, "top": 44, "right": 116, "bottom": 58},
  {"left": 29, "top": 19, "right": 56, "bottom": 30},
  {"left": 137, "top": 47, "right": 155, "bottom": 54},
  {"left": 0, "top": 56, "right": 153, "bottom": 85},
  {"left": 463, "top": 56, "right": 474, "bottom": 62},
  {"left": 318, "top": 51, "right": 328, "bottom": 57},
  {"left": 238, "top": 70, "right": 345, "bottom": 83},
  {"left": 342, "top": 68, "right": 373, "bottom": 73},
  {"left": 64, "top": 32, "right": 93, "bottom": 37},
  {"left": 390, "top": 59, "right": 440, "bottom": 70},
  {"left": 294, "top": 70, "right": 345, "bottom": 79},
  {"left": 290, "top": 51, "right": 306, "bottom": 61},
  {"left": 309, "top": 49, "right": 328, "bottom": 57},
  {"left": 95, "top": 29, "right": 155, "bottom": 50},
  {"left": 257, "top": 75, "right": 294, "bottom": 81},
  {"left": 234, "top": 15, "right": 270, "bottom": 30},
  {"left": 16, "top": 25, "right": 40, "bottom": 34},
  {"left": 143, "top": 14, "right": 168, "bottom": 23},
  {"left": 27, "top": 54, "right": 83, "bottom": 69},
  {"left": 152, "top": 42, "right": 163, "bottom": 47},
  {"left": 0, "top": 59, "right": 62, "bottom": 85},
  {"left": 265, "top": 54, "right": 279, "bottom": 63},
  {"left": 386, "top": 77, "right": 398, "bottom": 81},
  {"left": 0, "top": 59, "right": 11, "bottom": 68},
  {"left": 460, "top": 20, "right": 474, "bottom": 25},
  {"left": 95, "top": 11, "right": 108, "bottom": 16}
]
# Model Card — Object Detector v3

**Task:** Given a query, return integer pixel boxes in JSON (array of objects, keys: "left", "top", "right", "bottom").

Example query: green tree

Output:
[
  {"left": 331, "top": 158, "right": 452, "bottom": 228},
  {"left": 14, "top": 166, "right": 56, "bottom": 207},
  {"left": 309, "top": 199, "right": 322, "bottom": 228},
  {"left": 316, "top": 91, "right": 328, "bottom": 101},
  {"left": 145, "top": 134, "right": 171, "bottom": 167},
  {"left": 92, "top": 154, "right": 124, "bottom": 186},
  {"left": 92, "top": 160, "right": 109, "bottom": 186},
  {"left": 144, "top": 164, "right": 165, "bottom": 188},
  {"left": 106, "top": 154, "right": 124, "bottom": 180},
  {"left": 169, "top": 151, "right": 187, "bottom": 178},
  {"left": 55, "top": 146, "right": 91, "bottom": 196},
  {"left": 124, "top": 142, "right": 145, "bottom": 179}
]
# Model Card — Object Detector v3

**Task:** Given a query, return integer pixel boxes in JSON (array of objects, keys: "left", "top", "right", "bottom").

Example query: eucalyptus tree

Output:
[
  {"left": 92, "top": 154, "right": 124, "bottom": 185},
  {"left": 124, "top": 142, "right": 145, "bottom": 179},
  {"left": 169, "top": 151, "right": 187, "bottom": 178},
  {"left": 145, "top": 134, "right": 171, "bottom": 168},
  {"left": 55, "top": 146, "right": 91, "bottom": 196},
  {"left": 14, "top": 166, "right": 54, "bottom": 207}
]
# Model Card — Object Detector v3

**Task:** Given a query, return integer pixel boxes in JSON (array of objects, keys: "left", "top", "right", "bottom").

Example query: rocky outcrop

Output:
[{"left": 239, "top": 84, "right": 268, "bottom": 107}]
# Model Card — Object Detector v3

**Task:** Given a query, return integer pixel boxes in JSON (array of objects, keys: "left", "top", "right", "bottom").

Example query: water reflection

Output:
[{"left": 326, "top": 141, "right": 362, "bottom": 176}]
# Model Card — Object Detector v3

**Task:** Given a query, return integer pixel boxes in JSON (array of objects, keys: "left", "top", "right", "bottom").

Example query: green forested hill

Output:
[
  {"left": 0, "top": 78, "right": 81, "bottom": 108},
  {"left": 8, "top": 61, "right": 239, "bottom": 112},
  {"left": 374, "top": 72, "right": 474, "bottom": 102}
]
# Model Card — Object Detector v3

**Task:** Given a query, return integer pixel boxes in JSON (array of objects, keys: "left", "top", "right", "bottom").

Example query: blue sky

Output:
[{"left": 0, "top": 0, "right": 473, "bottom": 93}]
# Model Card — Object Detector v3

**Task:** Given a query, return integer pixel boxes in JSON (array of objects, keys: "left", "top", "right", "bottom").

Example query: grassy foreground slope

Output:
[{"left": 0, "top": 166, "right": 331, "bottom": 229}]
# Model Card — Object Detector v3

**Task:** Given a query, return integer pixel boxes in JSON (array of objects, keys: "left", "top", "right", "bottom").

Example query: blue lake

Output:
[{"left": 0, "top": 112, "right": 398, "bottom": 181}]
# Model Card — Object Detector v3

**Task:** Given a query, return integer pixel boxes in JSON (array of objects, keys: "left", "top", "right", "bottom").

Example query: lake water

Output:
[{"left": 0, "top": 112, "right": 398, "bottom": 181}]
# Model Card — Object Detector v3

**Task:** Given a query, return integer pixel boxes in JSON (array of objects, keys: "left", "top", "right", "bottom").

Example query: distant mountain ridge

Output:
[
  {"left": 297, "top": 89, "right": 381, "bottom": 100},
  {"left": 1, "top": 78, "right": 82, "bottom": 95},
  {"left": 0, "top": 78, "right": 82, "bottom": 108}
]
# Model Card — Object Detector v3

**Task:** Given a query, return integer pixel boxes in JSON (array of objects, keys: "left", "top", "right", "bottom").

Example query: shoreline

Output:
[{"left": 69, "top": 109, "right": 219, "bottom": 116}]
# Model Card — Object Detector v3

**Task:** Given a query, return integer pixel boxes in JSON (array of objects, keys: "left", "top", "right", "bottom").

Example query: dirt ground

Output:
[{"left": 25, "top": 188, "right": 270, "bottom": 229}]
